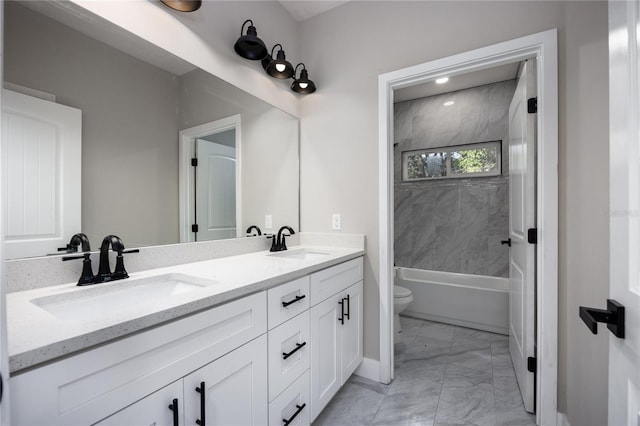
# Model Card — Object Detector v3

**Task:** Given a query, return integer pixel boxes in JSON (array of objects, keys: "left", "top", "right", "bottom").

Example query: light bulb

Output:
[
  {"left": 443, "top": 101, "right": 454, "bottom": 106},
  {"left": 436, "top": 77, "right": 449, "bottom": 84},
  {"left": 299, "top": 82, "right": 309, "bottom": 89},
  {"left": 276, "top": 63, "right": 286, "bottom": 72}
]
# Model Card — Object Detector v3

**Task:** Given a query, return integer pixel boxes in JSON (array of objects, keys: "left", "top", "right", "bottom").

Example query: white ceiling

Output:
[
  {"left": 394, "top": 62, "right": 520, "bottom": 103},
  {"left": 278, "top": 1, "right": 349, "bottom": 22}
]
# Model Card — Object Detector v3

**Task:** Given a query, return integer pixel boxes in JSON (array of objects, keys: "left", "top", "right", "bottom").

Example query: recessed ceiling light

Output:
[
  {"left": 443, "top": 101, "right": 455, "bottom": 106},
  {"left": 436, "top": 77, "right": 449, "bottom": 84}
]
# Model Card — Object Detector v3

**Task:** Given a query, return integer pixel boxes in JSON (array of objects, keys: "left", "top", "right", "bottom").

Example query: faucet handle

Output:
[
  {"left": 62, "top": 253, "right": 95, "bottom": 286},
  {"left": 112, "top": 249, "right": 139, "bottom": 281}
]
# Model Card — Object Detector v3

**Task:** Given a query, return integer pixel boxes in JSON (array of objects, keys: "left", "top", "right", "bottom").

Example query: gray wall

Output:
[
  {"left": 4, "top": 2, "right": 180, "bottom": 248},
  {"left": 298, "top": 2, "right": 609, "bottom": 424},
  {"left": 393, "top": 81, "right": 515, "bottom": 277}
]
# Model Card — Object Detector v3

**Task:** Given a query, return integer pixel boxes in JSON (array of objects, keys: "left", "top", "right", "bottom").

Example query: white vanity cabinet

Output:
[
  {"left": 309, "top": 258, "right": 364, "bottom": 421},
  {"left": 10, "top": 292, "right": 267, "bottom": 426}
]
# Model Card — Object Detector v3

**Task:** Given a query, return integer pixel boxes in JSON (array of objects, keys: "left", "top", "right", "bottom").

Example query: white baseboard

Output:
[
  {"left": 557, "top": 412, "right": 570, "bottom": 426},
  {"left": 354, "top": 357, "right": 380, "bottom": 382}
]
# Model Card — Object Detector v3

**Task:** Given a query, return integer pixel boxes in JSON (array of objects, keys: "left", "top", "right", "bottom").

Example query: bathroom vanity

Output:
[{"left": 6, "top": 245, "right": 364, "bottom": 425}]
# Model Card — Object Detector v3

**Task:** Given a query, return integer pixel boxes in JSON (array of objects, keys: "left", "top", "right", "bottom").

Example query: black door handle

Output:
[
  {"left": 282, "top": 294, "right": 306, "bottom": 307},
  {"left": 283, "top": 403, "right": 306, "bottom": 426},
  {"left": 168, "top": 398, "right": 179, "bottom": 426},
  {"left": 338, "top": 299, "right": 345, "bottom": 324},
  {"left": 344, "top": 294, "right": 350, "bottom": 320},
  {"left": 501, "top": 238, "right": 511, "bottom": 247},
  {"left": 195, "top": 382, "right": 206, "bottom": 425},
  {"left": 579, "top": 299, "right": 625, "bottom": 338},
  {"left": 282, "top": 341, "right": 307, "bottom": 360}
]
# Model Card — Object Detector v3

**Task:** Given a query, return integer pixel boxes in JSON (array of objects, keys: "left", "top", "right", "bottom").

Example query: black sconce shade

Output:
[
  {"left": 263, "top": 44, "right": 294, "bottom": 79},
  {"left": 234, "top": 20, "right": 268, "bottom": 60},
  {"left": 291, "top": 64, "right": 316, "bottom": 94},
  {"left": 160, "top": 0, "right": 202, "bottom": 12}
]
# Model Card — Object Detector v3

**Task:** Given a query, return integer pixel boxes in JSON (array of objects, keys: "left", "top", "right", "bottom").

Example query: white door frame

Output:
[
  {"left": 178, "top": 114, "right": 242, "bottom": 242},
  {"left": 378, "top": 29, "right": 558, "bottom": 425}
]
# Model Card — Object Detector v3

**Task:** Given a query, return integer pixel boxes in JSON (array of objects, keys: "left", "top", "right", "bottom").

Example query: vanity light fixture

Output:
[
  {"left": 291, "top": 63, "right": 316, "bottom": 94},
  {"left": 435, "top": 77, "right": 449, "bottom": 84},
  {"left": 262, "top": 44, "right": 294, "bottom": 79},
  {"left": 160, "top": 0, "right": 202, "bottom": 12},
  {"left": 234, "top": 19, "right": 268, "bottom": 60}
]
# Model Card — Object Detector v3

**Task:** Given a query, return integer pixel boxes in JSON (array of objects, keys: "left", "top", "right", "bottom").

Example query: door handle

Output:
[
  {"left": 195, "top": 382, "right": 206, "bottom": 425},
  {"left": 501, "top": 238, "right": 511, "bottom": 247},
  {"left": 338, "top": 299, "right": 345, "bottom": 324},
  {"left": 579, "top": 299, "right": 625, "bottom": 338},
  {"left": 168, "top": 398, "right": 179, "bottom": 426},
  {"left": 344, "top": 294, "right": 350, "bottom": 320}
]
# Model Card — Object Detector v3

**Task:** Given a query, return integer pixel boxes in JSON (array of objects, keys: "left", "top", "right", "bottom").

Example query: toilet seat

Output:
[{"left": 394, "top": 285, "right": 412, "bottom": 298}]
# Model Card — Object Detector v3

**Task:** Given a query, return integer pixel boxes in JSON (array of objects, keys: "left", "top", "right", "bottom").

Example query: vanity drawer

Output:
[
  {"left": 268, "top": 370, "right": 310, "bottom": 426},
  {"left": 310, "top": 257, "right": 363, "bottom": 306},
  {"left": 268, "top": 276, "right": 310, "bottom": 330},
  {"left": 268, "top": 310, "right": 310, "bottom": 402},
  {"left": 10, "top": 292, "right": 267, "bottom": 426}
]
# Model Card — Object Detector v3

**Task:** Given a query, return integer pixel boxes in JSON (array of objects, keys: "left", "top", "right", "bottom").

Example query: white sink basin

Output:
[
  {"left": 31, "top": 273, "right": 217, "bottom": 321},
  {"left": 267, "top": 248, "right": 331, "bottom": 260}
]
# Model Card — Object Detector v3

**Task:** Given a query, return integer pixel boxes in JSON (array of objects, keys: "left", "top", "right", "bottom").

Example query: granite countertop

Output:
[{"left": 7, "top": 245, "right": 365, "bottom": 374}]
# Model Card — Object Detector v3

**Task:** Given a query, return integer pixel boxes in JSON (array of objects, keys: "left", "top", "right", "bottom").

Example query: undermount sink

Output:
[
  {"left": 267, "top": 248, "right": 331, "bottom": 260},
  {"left": 31, "top": 273, "right": 217, "bottom": 321}
]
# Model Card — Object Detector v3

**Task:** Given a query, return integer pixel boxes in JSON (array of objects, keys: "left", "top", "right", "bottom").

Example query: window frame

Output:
[{"left": 401, "top": 140, "right": 502, "bottom": 181}]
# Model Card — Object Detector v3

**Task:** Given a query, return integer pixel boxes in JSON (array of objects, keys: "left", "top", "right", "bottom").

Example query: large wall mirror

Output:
[{"left": 2, "top": 1, "right": 300, "bottom": 259}]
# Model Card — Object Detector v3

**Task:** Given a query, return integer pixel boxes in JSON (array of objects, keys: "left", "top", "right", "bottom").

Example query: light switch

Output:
[{"left": 332, "top": 214, "right": 341, "bottom": 230}]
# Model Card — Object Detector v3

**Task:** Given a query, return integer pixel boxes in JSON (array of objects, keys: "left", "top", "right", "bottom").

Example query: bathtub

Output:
[{"left": 395, "top": 267, "right": 509, "bottom": 335}]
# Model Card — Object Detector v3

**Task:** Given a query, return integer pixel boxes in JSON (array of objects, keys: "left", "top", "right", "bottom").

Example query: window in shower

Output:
[{"left": 402, "top": 140, "right": 501, "bottom": 181}]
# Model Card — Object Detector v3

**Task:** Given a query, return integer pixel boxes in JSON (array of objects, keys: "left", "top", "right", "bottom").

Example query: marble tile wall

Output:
[{"left": 394, "top": 80, "right": 516, "bottom": 278}]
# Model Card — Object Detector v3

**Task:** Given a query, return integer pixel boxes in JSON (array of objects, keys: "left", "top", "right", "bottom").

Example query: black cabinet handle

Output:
[
  {"left": 168, "top": 398, "right": 179, "bottom": 426},
  {"left": 282, "top": 403, "right": 306, "bottom": 426},
  {"left": 579, "top": 299, "right": 625, "bottom": 338},
  {"left": 338, "top": 299, "right": 344, "bottom": 324},
  {"left": 345, "top": 294, "right": 351, "bottom": 320},
  {"left": 195, "top": 382, "right": 205, "bottom": 425},
  {"left": 282, "top": 294, "right": 306, "bottom": 307},
  {"left": 501, "top": 238, "right": 511, "bottom": 247},
  {"left": 282, "top": 341, "right": 307, "bottom": 360}
]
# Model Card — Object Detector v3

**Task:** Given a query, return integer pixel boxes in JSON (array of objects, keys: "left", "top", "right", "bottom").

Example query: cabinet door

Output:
[
  {"left": 340, "top": 281, "right": 363, "bottom": 383},
  {"left": 95, "top": 380, "right": 183, "bottom": 426},
  {"left": 309, "top": 293, "right": 342, "bottom": 421},
  {"left": 184, "top": 335, "right": 268, "bottom": 426}
]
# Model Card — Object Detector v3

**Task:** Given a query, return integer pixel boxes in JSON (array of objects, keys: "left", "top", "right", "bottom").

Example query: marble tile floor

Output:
[{"left": 312, "top": 316, "right": 536, "bottom": 426}]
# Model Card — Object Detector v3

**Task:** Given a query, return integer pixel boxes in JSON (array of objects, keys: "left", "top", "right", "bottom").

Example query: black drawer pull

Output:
[
  {"left": 283, "top": 403, "right": 306, "bottom": 426},
  {"left": 168, "top": 398, "right": 179, "bottom": 426},
  {"left": 338, "top": 299, "right": 344, "bottom": 324},
  {"left": 195, "top": 381, "right": 205, "bottom": 425},
  {"left": 282, "top": 341, "right": 307, "bottom": 360},
  {"left": 282, "top": 294, "right": 306, "bottom": 307}
]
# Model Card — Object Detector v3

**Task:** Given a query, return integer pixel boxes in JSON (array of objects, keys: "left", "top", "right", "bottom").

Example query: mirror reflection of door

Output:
[{"left": 194, "top": 130, "right": 237, "bottom": 241}]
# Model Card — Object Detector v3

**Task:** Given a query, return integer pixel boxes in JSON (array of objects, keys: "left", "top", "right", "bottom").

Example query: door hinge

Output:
[
  {"left": 527, "top": 97, "right": 538, "bottom": 114},
  {"left": 192, "top": 224, "right": 199, "bottom": 233},
  {"left": 527, "top": 356, "right": 536, "bottom": 373},
  {"left": 527, "top": 228, "right": 537, "bottom": 244},
  {"left": 191, "top": 158, "right": 198, "bottom": 167}
]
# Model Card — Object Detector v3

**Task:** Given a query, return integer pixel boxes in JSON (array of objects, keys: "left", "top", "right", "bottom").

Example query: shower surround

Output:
[{"left": 394, "top": 80, "right": 516, "bottom": 278}]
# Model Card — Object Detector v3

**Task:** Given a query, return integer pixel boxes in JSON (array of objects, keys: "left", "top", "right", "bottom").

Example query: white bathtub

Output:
[{"left": 395, "top": 267, "right": 509, "bottom": 335}]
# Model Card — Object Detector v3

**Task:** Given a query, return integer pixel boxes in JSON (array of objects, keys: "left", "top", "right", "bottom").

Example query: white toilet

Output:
[{"left": 394, "top": 285, "right": 414, "bottom": 334}]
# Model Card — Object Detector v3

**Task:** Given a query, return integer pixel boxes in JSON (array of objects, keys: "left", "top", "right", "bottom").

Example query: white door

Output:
[
  {"left": 508, "top": 59, "right": 536, "bottom": 413},
  {"left": 608, "top": 1, "right": 640, "bottom": 424},
  {"left": 340, "top": 281, "right": 363, "bottom": 384},
  {"left": 95, "top": 381, "right": 183, "bottom": 426},
  {"left": 184, "top": 335, "right": 267, "bottom": 426},
  {"left": 310, "top": 293, "right": 341, "bottom": 420},
  {"left": 195, "top": 138, "right": 237, "bottom": 241},
  {"left": 1, "top": 89, "right": 81, "bottom": 258}
]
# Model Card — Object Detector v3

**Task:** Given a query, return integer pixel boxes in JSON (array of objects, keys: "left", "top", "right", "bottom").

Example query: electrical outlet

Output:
[
  {"left": 332, "top": 214, "right": 342, "bottom": 230},
  {"left": 265, "top": 215, "right": 272, "bottom": 229}
]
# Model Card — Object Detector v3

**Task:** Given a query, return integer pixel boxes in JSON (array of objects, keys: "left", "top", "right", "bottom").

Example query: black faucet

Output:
[
  {"left": 61, "top": 233, "right": 95, "bottom": 286},
  {"left": 96, "top": 235, "right": 139, "bottom": 283},
  {"left": 270, "top": 226, "right": 295, "bottom": 252},
  {"left": 246, "top": 225, "right": 262, "bottom": 236}
]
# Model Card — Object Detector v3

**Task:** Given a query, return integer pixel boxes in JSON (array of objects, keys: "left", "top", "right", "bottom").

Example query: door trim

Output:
[
  {"left": 378, "top": 29, "right": 558, "bottom": 425},
  {"left": 178, "top": 114, "right": 242, "bottom": 242}
]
